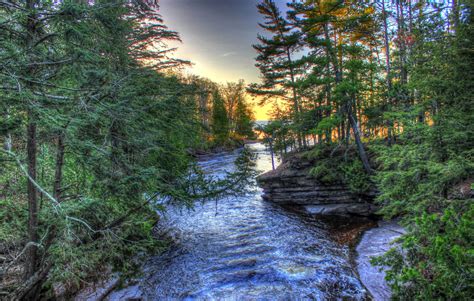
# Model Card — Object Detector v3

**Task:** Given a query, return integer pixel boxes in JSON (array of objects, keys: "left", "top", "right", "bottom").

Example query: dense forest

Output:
[
  {"left": 0, "top": 0, "right": 472, "bottom": 300},
  {"left": 0, "top": 1, "right": 255, "bottom": 299},
  {"left": 252, "top": 0, "right": 473, "bottom": 299}
]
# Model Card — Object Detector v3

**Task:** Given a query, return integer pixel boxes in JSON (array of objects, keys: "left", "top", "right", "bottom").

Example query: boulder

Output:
[{"left": 356, "top": 221, "right": 406, "bottom": 301}]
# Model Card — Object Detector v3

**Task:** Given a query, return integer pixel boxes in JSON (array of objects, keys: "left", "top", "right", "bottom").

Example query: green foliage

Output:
[
  {"left": 0, "top": 198, "right": 27, "bottom": 244},
  {"left": 372, "top": 202, "right": 474, "bottom": 300},
  {"left": 373, "top": 140, "right": 471, "bottom": 219},
  {"left": 254, "top": 1, "right": 474, "bottom": 299},
  {"left": 234, "top": 99, "right": 256, "bottom": 140},
  {"left": 370, "top": 5, "right": 474, "bottom": 298},
  {"left": 0, "top": 0, "right": 472, "bottom": 299},
  {"left": 211, "top": 91, "right": 230, "bottom": 145},
  {"left": 257, "top": 119, "right": 295, "bottom": 156},
  {"left": 306, "top": 144, "right": 372, "bottom": 194},
  {"left": 42, "top": 198, "right": 165, "bottom": 294},
  {"left": 0, "top": 1, "right": 256, "bottom": 298},
  {"left": 309, "top": 161, "right": 340, "bottom": 184},
  {"left": 372, "top": 116, "right": 473, "bottom": 299},
  {"left": 250, "top": 0, "right": 306, "bottom": 146},
  {"left": 340, "top": 159, "right": 372, "bottom": 194},
  {"left": 312, "top": 116, "right": 341, "bottom": 136}
]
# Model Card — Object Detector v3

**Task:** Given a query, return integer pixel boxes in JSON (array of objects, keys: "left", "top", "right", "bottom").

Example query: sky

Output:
[{"left": 159, "top": 0, "right": 288, "bottom": 120}]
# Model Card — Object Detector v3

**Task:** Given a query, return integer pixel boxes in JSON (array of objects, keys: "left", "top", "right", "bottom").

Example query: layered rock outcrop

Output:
[{"left": 257, "top": 153, "right": 377, "bottom": 216}]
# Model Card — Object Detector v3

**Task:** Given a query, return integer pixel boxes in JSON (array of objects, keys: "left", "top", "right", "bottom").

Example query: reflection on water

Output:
[{"left": 128, "top": 143, "right": 368, "bottom": 300}]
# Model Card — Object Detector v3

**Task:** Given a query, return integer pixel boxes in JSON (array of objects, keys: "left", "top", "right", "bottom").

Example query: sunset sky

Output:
[{"left": 160, "top": 0, "right": 289, "bottom": 120}]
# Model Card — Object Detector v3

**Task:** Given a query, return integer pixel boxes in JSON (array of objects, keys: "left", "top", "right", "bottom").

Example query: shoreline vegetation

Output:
[
  {"left": 251, "top": 0, "right": 473, "bottom": 299},
  {"left": 0, "top": 1, "right": 256, "bottom": 299}
]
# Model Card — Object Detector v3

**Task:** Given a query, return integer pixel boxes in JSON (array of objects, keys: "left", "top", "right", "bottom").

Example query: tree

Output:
[
  {"left": 0, "top": 1, "right": 254, "bottom": 298},
  {"left": 234, "top": 97, "right": 256, "bottom": 139},
  {"left": 184, "top": 75, "right": 217, "bottom": 145},
  {"left": 221, "top": 79, "right": 246, "bottom": 130},
  {"left": 252, "top": 2, "right": 473, "bottom": 297},
  {"left": 211, "top": 90, "right": 230, "bottom": 145},
  {"left": 250, "top": 0, "right": 305, "bottom": 148},
  {"left": 287, "top": 0, "right": 375, "bottom": 173}
]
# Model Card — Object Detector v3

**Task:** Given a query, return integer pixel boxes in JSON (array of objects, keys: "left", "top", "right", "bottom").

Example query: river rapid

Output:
[{"left": 110, "top": 143, "right": 373, "bottom": 300}]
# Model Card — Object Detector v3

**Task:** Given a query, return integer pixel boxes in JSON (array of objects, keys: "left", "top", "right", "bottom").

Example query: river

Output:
[{"left": 108, "top": 143, "right": 373, "bottom": 300}]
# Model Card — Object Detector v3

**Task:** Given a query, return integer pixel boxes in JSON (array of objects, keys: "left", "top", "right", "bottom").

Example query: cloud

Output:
[{"left": 221, "top": 51, "right": 237, "bottom": 57}]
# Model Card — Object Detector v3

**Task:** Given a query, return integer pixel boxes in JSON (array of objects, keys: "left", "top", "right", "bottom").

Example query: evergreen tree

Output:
[
  {"left": 249, "top": 0, "right": 305, "bottom": 148},
  {"left": 253, "top": 1, "right": 473, "bottom": 296},
  {"left": 211, "top": 90, "right": 230, "bottom": 145},
  {"left": 287, "top": 0, "right": 376, "bottom": 172},
  {"left": 0, "top": 1, "right": 254, "bottom": 298},
  {"left": 234, "top": 98, "right": 256, "bottom": 139}
]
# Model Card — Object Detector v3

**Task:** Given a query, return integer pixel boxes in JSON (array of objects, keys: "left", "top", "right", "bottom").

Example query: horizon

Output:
[{"left": 159, "top": 0, "right": 289, "bottom": 121}]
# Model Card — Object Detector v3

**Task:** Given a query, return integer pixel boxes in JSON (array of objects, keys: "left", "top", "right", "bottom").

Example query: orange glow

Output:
[{"left": 252, "top": 100, "right": 274, "bottom": 121}]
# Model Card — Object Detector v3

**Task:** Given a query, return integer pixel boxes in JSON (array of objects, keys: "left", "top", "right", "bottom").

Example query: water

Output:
[{"left": 115, "top": 143, "right": 369, "bottom": 300}]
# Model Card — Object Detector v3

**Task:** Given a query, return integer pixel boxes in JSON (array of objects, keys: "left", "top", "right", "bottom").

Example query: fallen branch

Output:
[{"left": 11, "top": 262, "right": 53, "bottom": 301}]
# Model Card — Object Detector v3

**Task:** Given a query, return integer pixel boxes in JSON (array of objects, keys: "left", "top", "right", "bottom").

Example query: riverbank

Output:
[
  {"left": 190, "top": 137, "right": 250, "bottom": 158},
  {"left": 74, "top": 143, "right": 411, "bottom": 300},
  {"left": 74, "top": 216, "right": 402, "bottom": 301},
  {"left": 286, "top": 205, "right": 404, "bottom": 301},
  {"left": 73, "top": 143, "right": 380, "bottom": 300},
  {"left": 254, "top": 144, "right": 409, "bottom": 300},
  {"left": 256, "top": 147, "right": 378, "bottom": 216}
]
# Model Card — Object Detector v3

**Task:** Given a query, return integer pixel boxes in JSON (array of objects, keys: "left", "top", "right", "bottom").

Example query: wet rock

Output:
[
  {"left": 74, "top": 277, "right": 119, "bottom": 301},
  {"left": 305, "top": 203, "right": 377, "bottom": 216},
  {"left": 74, "top": 279, "right": 143, "bottom": 301},
  {"left": 106, "top": 285, "right": 143, "bottom": 301},
  {"left": 356, "top": 221, "right": 406, "bottom": 301},
  {"left": 257, "top": 153, "right": 377, "bottom": 216}
]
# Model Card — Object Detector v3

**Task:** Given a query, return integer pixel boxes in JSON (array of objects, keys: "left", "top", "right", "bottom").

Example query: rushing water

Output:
[{"left": 111, "top": 143, "right": 369, "bottom": 300}]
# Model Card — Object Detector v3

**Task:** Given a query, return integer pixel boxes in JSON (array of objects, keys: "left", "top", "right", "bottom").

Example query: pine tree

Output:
[
  {"left": 234, "top": 98, "right": 256, "bottom": 139},
  {"left": 250, "top": 0, "right": 305, "bottom": 148},
  {"left": 211, "top": 90, "right": 230, "bottom": 145},
  {"left": 0, "top": 1, "right": 254, "bottom": 297},
  {"left": 288, "top": 0, "right": 375, "bottom": 173}
]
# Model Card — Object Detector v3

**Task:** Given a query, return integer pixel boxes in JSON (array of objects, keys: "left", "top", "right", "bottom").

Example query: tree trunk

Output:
[
  {"left": 382, "top": 0, "right": 393, "bottom": 146},
  {"left": 323, "top": 23, "right": 342, "bottom": 83},
  {"left": 3, "top": 134, "right": 12, "bottom": 151},
  {"left": 25, "top": 0, "right": 40, "bottom": 281},
  {"left": 396, "top": 0, "right": 408, "bottom": 85},
  {"left": 26, "top": 111, "right": 39, "bottom": 280},
  {"left": 452, "top": 0, "right": 459, "bottom": 32},
  {"left": 3, "top": 109, "right": 12, "bottom": 151},
  {"left": 285, "top": 48, "right": 303, "bottom": 149},
  {"left": 348, "top": 107, "right": 372, "bottom": 174},
  {"left": 53, "top": 134, "right": 65, "bottom": 202},
  {"left": 341, "top": 119, "right": 346, "bottom": 143},
  {"left": 269, "top": 138, "right": 275, "bottom": 170},
  {"left": 323, "top": 35, "right": 333, "bottom": 144},
  {"left": 382, "top": 0, "right": 392, "bottom": 89},
  {"left": 14, "top": 262, "right": 52, "bottom": 301},
  {"left": 323, "top": 16, "right": 371, "bottom": 173}
]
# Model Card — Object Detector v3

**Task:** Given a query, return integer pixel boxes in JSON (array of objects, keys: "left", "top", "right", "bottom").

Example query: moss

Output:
[{"left": 305, "top": 144, "right": 373, "bottom": 194}]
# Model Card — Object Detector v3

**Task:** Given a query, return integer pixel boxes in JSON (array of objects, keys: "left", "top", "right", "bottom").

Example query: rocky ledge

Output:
[
  {"left": 356, "top": 221, "right": 406, "bottom": 301},
  {"left": 256, "top": 153, "right": 377, "bottom": 216}
]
